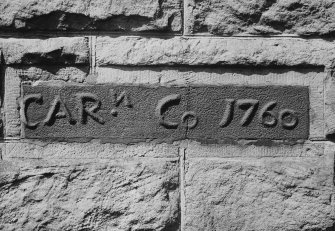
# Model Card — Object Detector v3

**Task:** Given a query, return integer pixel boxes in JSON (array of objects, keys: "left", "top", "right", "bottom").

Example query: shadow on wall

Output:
[
  {"left": 6, "top": 11, "right": 177, "bottom": 33},
  {"left": 106, "top": 65, "right": 325, "bottom": 77},
  {"left": 0, "top": 52, "right": 5, "bottom": 137}
]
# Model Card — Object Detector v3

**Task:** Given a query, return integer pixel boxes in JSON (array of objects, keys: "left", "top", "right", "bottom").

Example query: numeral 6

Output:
[{"left": 259, "top": 101, "right": 277, "bottom": 127}]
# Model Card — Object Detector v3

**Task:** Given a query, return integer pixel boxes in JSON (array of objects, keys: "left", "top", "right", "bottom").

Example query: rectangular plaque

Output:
[{"left": 21, "top": 84, "right": 309, "bottom": 141}]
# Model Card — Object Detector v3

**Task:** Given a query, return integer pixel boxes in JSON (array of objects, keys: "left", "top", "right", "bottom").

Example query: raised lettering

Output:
[
  {"left": 181, "top": 111, "right": 198, "bottom": 129},
  {"left": 279, "top": 109, "right": 298, "bottom": 129},
  {"left": 219, "top": 99, "right": 235, "bottom": 127},
  {"left": 76, "top": 93, "right": 105, "bottom": 124},
  {"left": 22, "top": 85, "right": 309, "bottom": 140},
  {"left": 110, "top": 90, "right": 132, "bottom": 107},
  {"left": 43, "top": 95, "right": 76, "bottom": 126},
  {"left": 155, "top": 94, "right": 181, "bottom": 129},
  {"left": 20, "top": 94, "right": 43, "bottom": 129},
  {"left": 237, "top": 99, "right": 259, "bottom": 126},
  {"left": 259, "top": 101, "right": 278, "bottom": 127}
]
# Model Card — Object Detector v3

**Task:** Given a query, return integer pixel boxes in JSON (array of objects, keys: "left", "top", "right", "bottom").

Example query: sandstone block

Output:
[
  {"left": 0, "top": 142, "right": 180, "bottom": 231},
  {"left": 14, "top": 66, "right": 89, "bottom": 83},
  {"left": 0, "top": 37, "right": 89, "bottom": 65},
  {"left": 185, "top": 0, "right": 335, "bottom": 36},
  {"left": 184, "top": 140, "right": 326, "bottom": 158},
  {"left": 0, "top": 0, "right": 182, "bottom": 32},
  {"left": 184, "top": 143, "right": 335, "bottom": 231},
  {"left": 3, "top": 141, "right": 179, "bottom": 159},
  {"left": 96, "top": 37, "right": 335, "bottom": 68}
]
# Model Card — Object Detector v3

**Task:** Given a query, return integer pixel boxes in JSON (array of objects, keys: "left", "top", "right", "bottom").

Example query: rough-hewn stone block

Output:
[
  {"left": 0, "top": 37, "right": 89, "bottom": 65},
  {"left": 184, "top": 142, "right": 335, "bottom": 231},
  {"left": 0, "top": 0, "right": 182, "bottom": 32},
  {"left": 96, "top": 37, "right": 335, "bottom": 68},
  {"left": 185, "top": 0, "right": 335, "bottom": 36},
  {"left": 184, "top": 141, "right": 326, "bottom": 158},
  {"left": 4, "top": 140, "right": 179, "bottom": 159},
  {"left": 0, "top": 142, "right": 179, "bottom": 231},
  {"left": 14, "top": 66, "right": 89, "bottom": 83}
]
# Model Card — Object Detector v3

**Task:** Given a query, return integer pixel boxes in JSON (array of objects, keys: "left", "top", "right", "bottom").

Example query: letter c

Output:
[
  {"left": 20, "top": 94, "right": 43, "bottom": 129},
  {"left": 155, "top": 94, "right": 181, "bottom": 129}
]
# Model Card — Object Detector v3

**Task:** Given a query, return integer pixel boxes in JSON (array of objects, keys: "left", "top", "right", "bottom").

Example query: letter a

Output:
[{"left": 43, "top": 95, "right": 76, "bottom": 126}]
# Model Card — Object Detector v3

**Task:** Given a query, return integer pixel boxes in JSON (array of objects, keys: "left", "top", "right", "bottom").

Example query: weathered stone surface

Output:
[
  {"left": 4, "top": 68, "right": 21, "bottom": 138},
  {"left": 325, "top": 70, "right": 335, "bottom": 139},
  {"left": 0, "top": 53, "right": 3, "bottom": 138},
  {"left": 21, "top": 83, "right": 188, "bottom": 141},
  {"left": 0, "top": 0, "right": 182, "bottom": 32},
  {"left": 4, "top": 66, "right": 90, "bottom": 138},
  {"left": 4, "top": 141, "right": 179, "bottom": 159},
  {"left": 21, "top": 83, "right": 308, "bottom": 141},
  {"left": 96, "top": 67, "right": 325, "bottom": 140},
  {"left": 0, "top": 142, "right": 180, "bottom": 231},
  {"left": 184, "top": 140, "right": 325, "bottom": 158},
  {"left": 184, "top": 143, "right": 335, "bottom": 231},
  {"left": 185, "top": 0, "right": 335, "bottom": 36},
  {"left": 187, "top": 85, "right": 309, "bottom": 141},
  {"left": 96, "top": 37, "right": 335, "bottom": 68},
  {"left": 0, "top": 37, "right": 89, "bottom": 65},
  {"left": 15, "top": 66, "right": 89, "bottom": 83}
]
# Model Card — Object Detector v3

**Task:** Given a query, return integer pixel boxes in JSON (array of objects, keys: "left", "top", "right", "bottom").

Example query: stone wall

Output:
[{"left": 0, "top": 1, "right": 334, "bottom": 231}]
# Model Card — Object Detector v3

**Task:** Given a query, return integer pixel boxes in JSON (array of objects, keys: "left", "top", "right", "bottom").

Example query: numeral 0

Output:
[{"left": 278, "top": 109, "right": 298, "bottom": 129}]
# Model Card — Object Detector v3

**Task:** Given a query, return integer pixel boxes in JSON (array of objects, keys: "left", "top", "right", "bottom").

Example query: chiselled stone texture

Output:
[
  {"left": 187, "top": 85, "right": 309, "bottom": 141},
  {"left": 185, "top": 0, "right": 335, "bottom": 36},
  {"left": 4, "top": 68, "right": 21, "bottom": 138},
  {"left": 0, "top": 37, "right": 89, "bottom": 65},
  {"left": 4, "top": 67, "right": 90, "bottom": 138},
  {"left": 96, "top": 37, "right": 335, "bottom": 68},
  {"left": 0, "top": 142, "right": 180, "bottom": 231},
  {"left": 21, "top": 83, "right": 189, "bottom": 142},
  {"left": 0, "top": 56, "right": 3, "bottom": 138},
  {"left": 325, "top": 70, "right": 335, "bottom": 139},
  {"left": 184, "top": 142, "right": 335, "bottom": 231},
  {"left": 0, "top": 0, "right": 182, "bottom": 32},
  {"left": 21, "top": 83, "right": 309, "bottom": 141},
  {"left": 13, "top": 66, "right": 89, "bottom": 83}
]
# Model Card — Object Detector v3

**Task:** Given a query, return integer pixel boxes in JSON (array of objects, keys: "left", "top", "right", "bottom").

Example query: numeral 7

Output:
[
  {"left": 237, "top": 99, "right": 259, "bottom": 126},
  {"left": 220, "top": 99, "right": 259, "bottom": 127}
]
